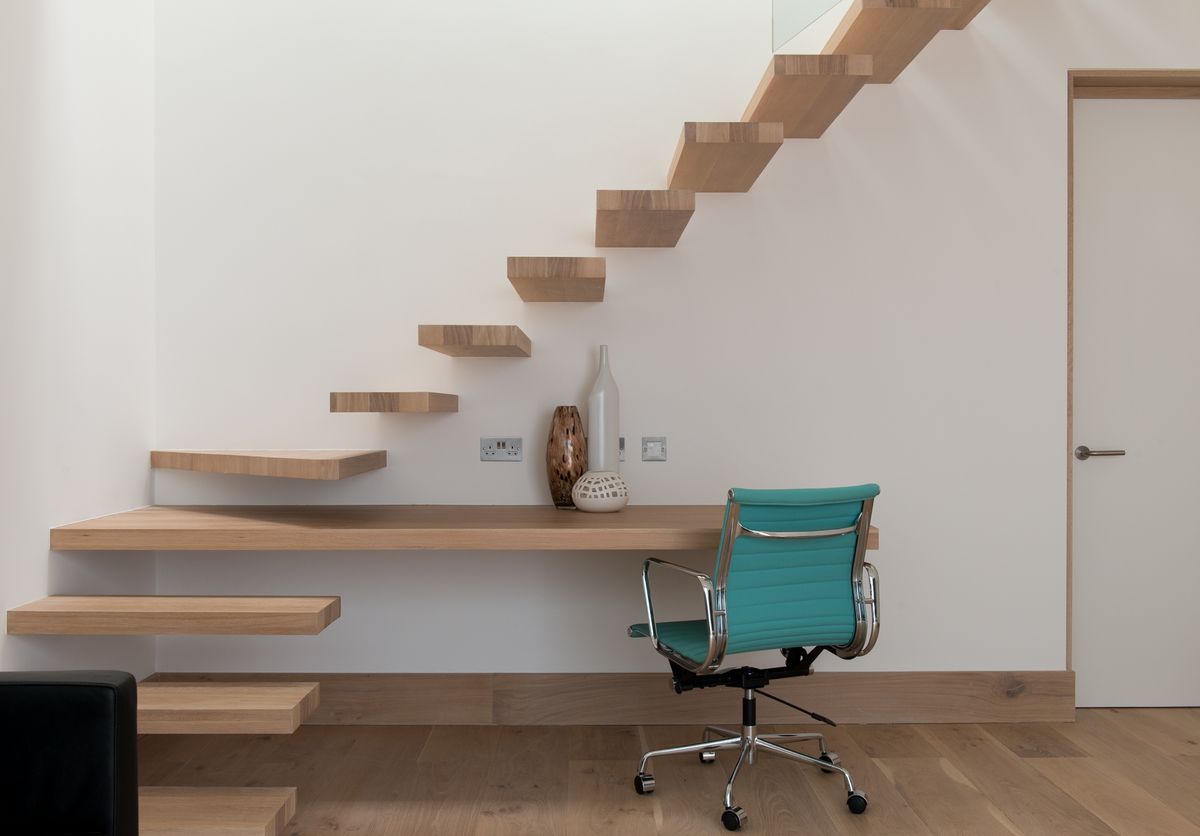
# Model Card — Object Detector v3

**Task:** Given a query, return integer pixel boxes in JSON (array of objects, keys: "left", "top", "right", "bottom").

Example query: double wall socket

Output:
[{"left": 480, "top": 437, "right": 522, "bottom": 461}]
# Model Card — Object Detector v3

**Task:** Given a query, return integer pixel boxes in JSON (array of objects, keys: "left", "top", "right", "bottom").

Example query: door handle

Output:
[{"left": 1074, "top": 445, "right": 1126, "bottom": 461}]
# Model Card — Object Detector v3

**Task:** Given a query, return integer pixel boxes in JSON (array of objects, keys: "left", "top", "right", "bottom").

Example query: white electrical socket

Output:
[
  {"left": 642, "top": 436, "right": 667, "bottom": 462},
  {"left": 480, "top": 437, "right": 523, "bottom": 461}
]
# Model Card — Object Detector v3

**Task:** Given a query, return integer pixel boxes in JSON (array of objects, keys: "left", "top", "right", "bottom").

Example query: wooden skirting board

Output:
[
  {"left": 149, "top": 670, "right": 1075, "bottom": 725},
  {"left": 140, "top": 786, "right": 296, "bottom": 836},
  {"left": 150, "top": 450, "right": 386, "bottom": 481}
]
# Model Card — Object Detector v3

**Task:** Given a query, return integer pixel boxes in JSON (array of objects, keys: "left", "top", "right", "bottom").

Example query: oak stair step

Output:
[
  {"left": 150, "top": 450, "right": 386, "bottom": 481},
  {"left": 330, "top": 391, "right": 459, "bottom": 413},
  {"left": 743, "top": 55, "right": 874, "bottom": 138},
  {"left": 823, "top": 0, "right": 962, "bottom": 84},
  {"left": 595, "top": 189, "right": 695, "bottom": 248},
  {"left": 418, "top": 324, "right": 531, "bottom": 357},
  {"left": 140, "top": 786, "right": 296, "bottom": 836},
  {"left": 138, "top": 682, "right": 320, "bottom": 734},
  {"left": 507, "top": 256, "right": 606, "bottom": 302},
  {"left": 667, "top": 122, "right": 784, "bottom": 192},
  {"left": 6, "top": 596, "right": 341, "bottom": 635}
]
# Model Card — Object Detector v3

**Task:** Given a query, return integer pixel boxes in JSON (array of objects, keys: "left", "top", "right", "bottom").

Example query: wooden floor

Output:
[{"left": 139, "top": 709, "right": 1200, "bottom": 835}]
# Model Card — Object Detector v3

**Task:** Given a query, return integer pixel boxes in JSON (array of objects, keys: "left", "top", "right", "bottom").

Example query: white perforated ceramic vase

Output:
[{"left": 571, "top": 470, "right": 629, "bottom": 513}]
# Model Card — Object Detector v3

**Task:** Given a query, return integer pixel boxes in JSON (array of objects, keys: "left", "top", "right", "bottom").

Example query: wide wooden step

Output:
[
  {"left": 595, "top": 190, "right": 695, "bottom": 248},
  {"left": 138, "top": 682, "right": 320, "bottom": 734},
  {"left": 507, "top": 256, "right": 605, "bottom": 302},
  {"left": 6, "top": 596, "right": 341, "bottom": 635},
  {"left": 150, "top": 450, "right": 386, "bottom": 481},
  {"left": 418, "top": 324, "right": 531, "bottom": 357},
  {"left": 330, "top": 391, "right": 459, "bottom": 413},
  {"left": 823, "top": 0, "right": 962, "bottom": 84},
  {"left": 140, "top": 786, "right": 296, "bottom": 836},
  {"left": 49, "top": 504, "right": 880, "bottom": 552},
  {"left": 667, "top": 122, "right": 784, "bottom": 192},
  {"left": 743, "top": 54, "right": 874, "bottom": 138}
]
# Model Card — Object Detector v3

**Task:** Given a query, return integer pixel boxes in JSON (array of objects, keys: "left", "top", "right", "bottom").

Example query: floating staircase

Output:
[
  {"left": 418, "top": 324, "right": 532, "bottom": 357},
  {"left": 138, "top": 681, "right": 320, "bottom": 734},
  {"left": 140, "top": 786, "right": 297, "bottom": 836},
  {"left": 150, "top": 449, "right": 386, "bottom": 481},
  {"left": 6, "top": 595, "right": 341, "bottom": 635},
  {"left": 330, "top": 391, "right": 459, "bottom": 413},
  {"left": 42, "top": 3, "right": 989, "bottom": 829}
]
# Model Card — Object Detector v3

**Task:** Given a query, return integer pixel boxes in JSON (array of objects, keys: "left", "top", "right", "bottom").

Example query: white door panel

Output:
[{"left": 1073, "top": 99, "right": 1200, "bottom": 707}]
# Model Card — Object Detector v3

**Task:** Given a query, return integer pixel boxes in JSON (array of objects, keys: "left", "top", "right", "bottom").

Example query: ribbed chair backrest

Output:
[{"left": 716, "top": 485, "right": 880, "bottom": 655}]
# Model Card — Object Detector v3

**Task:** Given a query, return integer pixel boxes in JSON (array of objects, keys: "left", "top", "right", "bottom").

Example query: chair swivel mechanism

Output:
[{"left": 628, "top": 485, "right": 881, "bottom": 831}]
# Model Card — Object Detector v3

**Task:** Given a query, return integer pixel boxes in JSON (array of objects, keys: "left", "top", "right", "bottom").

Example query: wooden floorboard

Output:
[{"left": 138, "top": 710, "right": 1199, "bottom": 835}]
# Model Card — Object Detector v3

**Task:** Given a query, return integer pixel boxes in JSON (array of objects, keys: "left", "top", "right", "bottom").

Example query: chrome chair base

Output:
[{"left": 632, "top": 693, "right": 869, "bottom": 831}]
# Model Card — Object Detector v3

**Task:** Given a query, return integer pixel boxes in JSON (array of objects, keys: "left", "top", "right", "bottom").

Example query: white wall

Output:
[
  {"left": 152, "top": 0, "right": 1200, "bottom": 674},
  {"left": 0, "top": 2, "right": 157, "bottom": 676}
]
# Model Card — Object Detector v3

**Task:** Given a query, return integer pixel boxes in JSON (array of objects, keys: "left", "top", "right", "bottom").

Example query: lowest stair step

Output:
[
  {"left": 6, "top": 596, "right": 341, "bottom": 636},
  {"left": 743, "top": 54, "right": 874, "bottom": 138},
  {"left": 667, "top": 122, "right": 784, "bottom": 192},
  {"left": 140, "top": 786, "right": 296, "bottom": 836},
  {"left": 150, "top": 450, "right": 386, "bottom": 481},
  {"left": 823, "top": 0, "right": 962, "bottom": 84},
  {"left": 418, "top": 324, "right": 532, "bottom": 357},
  {"left": 138, "top": 681, "right": 320, "bottom": 734},
  {"left": 507, "top": 256, "right": 606, "bottom": 302},
  {"left": 595, "top": 189, "right": 695, "bottom": 248}
]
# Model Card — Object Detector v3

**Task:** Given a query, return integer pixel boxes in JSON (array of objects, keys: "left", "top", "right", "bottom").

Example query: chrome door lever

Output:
[{"left": 1074, "top": 445, "right": 1126, "bottom": 460}]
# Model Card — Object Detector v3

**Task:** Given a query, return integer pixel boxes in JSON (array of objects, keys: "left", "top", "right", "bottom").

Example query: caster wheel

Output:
[
  {"left": 699, "top": 750, "right": 717, "bottom": 764},
  {"left": 819, "top": 752, "right": 842, "bottom": 773},
  {"left": 847, "top": 790, "right": 869, "bottom": 815},
  {"left": 633, "top": 772, "right": 655, "bottom": 795},
  {"left": 721, "top": 805, "right": 748, "bottom": 831}
]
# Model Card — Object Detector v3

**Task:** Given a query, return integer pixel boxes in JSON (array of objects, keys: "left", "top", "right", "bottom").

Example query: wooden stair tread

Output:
[
  {"left": 330, "top": 391, "right": 459, "bottom": 413},
  {"left": 140, "top": 786, "right": 296, "bottom": 836},
  {"left": 507, "top": 256, "right": 606, "bottom": 302},
  {"left": 418, "top": 324, "right": 531, "bottom": 357},
  {"left": 138, "top": 682, "right": 320, "bottom": 734},
  {"left": 49, "top": 504, "right": 879, "bottom": 552},
  {"left": 6, "top": 595, "right": 341, "bottom": 635},
  {"left": 595, "top": 189, "right": 695, "bottom": 248},
  {"left": 743, "top": 54, "right": 874, "bottom": 138},
  {"left": 667, "top": 122, "right": 784, "bottom": 192},
  {"left": 823, "top": 0, "right": 962, "bottom": 84},
  {"left": 150, "top": 450, "right": 386, "bottom": 481}
]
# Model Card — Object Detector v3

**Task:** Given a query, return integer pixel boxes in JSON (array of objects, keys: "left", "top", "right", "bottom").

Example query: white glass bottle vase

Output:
[{"left": 573, "top": 344, "right": 629, "bottom": 512}]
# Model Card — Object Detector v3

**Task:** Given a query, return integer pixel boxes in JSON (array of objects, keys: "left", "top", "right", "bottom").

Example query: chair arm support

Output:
[
  {"left": 638, "top": 558, "right": 726, "bottom": 673},
  {"left": 860, "top": 562, "right": 880, "bottom": 655}
]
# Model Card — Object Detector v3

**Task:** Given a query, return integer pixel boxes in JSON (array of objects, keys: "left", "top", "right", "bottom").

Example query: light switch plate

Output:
[
  {"left": 480, "top": 437, "right": 523, "bottom": 461},
  {"left": 641, "top": 436, "right": 667, "bottom": 462},
  {"left": 619, "top": 436, "right": 625, "bottom": 463}
]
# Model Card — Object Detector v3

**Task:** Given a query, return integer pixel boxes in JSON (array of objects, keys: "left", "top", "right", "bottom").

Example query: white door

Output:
[{"left": 1073, "top": 98, "right": 1200, "bottom": 707}]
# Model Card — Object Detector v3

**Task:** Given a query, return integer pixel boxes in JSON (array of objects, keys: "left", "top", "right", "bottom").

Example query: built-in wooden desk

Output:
[{"left": 50, "top": 505, "right": 879, "bottom": 552}]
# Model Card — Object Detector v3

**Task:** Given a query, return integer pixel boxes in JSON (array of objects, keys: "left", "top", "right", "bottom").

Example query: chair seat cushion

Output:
[{"left": 628, "top": 620, "right": 710, "bottom": 665}]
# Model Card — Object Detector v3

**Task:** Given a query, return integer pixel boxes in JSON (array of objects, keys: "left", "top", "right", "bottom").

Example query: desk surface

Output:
[{"left": 50, "top": 505, "right": 880, "bottom": 552}]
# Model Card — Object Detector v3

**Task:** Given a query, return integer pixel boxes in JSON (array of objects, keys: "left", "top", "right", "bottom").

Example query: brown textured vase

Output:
[{"left": 546, "top": 405, "right": 588, "bottom": 508}]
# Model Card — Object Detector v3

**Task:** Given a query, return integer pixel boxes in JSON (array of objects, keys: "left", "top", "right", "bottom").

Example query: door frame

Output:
[{"left": 1065, "top": 69, "right": 1200, "bottom": 670}]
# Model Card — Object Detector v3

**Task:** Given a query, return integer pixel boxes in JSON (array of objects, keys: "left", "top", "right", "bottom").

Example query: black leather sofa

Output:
[{"left": 0, "top": 670, "right": 138, "bottom": 836}]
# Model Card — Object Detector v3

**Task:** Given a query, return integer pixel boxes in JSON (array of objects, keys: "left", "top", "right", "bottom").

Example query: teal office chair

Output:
[{"left": 628, "top": 484, "right": 880, "bottom": 831}]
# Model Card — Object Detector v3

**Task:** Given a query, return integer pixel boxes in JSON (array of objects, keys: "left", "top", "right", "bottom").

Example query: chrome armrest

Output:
[
  {"left": 859, "top": 562, "right": 881, "bottom": 656},
  {"left": 637, "top": 557, "right": 726, "bottom": 673}
]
